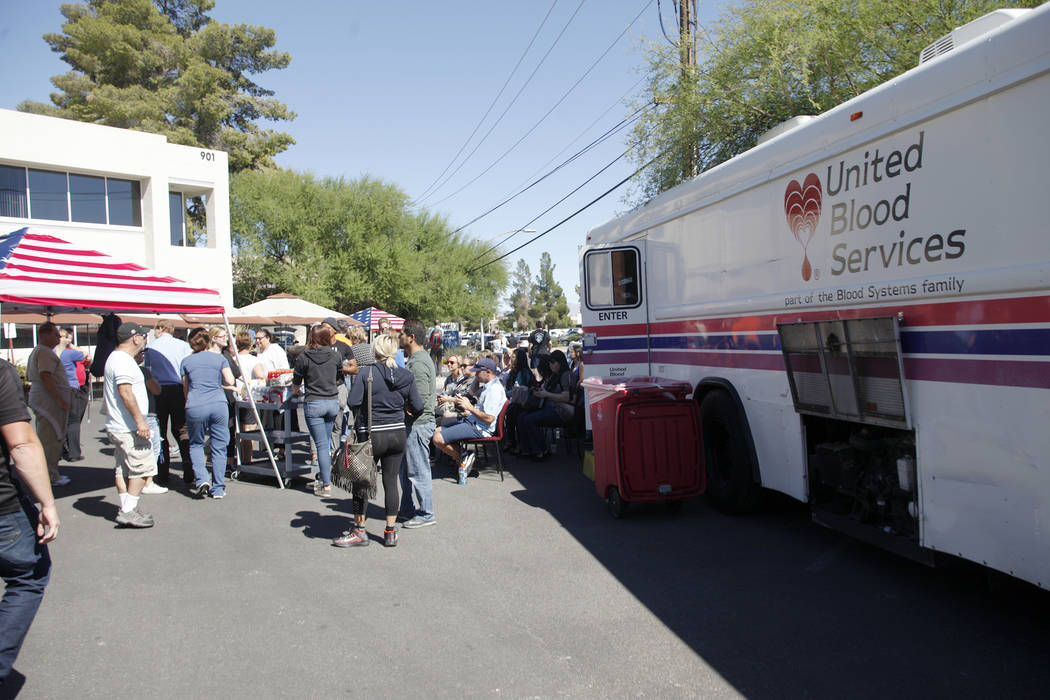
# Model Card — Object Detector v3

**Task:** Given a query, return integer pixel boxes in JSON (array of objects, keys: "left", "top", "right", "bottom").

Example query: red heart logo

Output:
[{"left": 784, "top": 174, "right": 822, "bottom": 280}]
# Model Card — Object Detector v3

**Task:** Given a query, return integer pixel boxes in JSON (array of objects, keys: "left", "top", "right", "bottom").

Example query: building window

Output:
[
  {"left": 169, "top": 191, "right": 208, "bottom": 247},
  {"left": 28, "top": 169, "right": 69, "bottom": 221},
  {"left": 0, "top": 165, "right": 27, "bottom": 218},
  {"left": 69, "top": 173, "right": 107, "bottom": 224},
  {"left": 107, "top": 178, "right": 141, "bottom": 226},
  {"left": 0, "top": 165, "right": 141, "bottom": 226},
  {"left": 168, "top": 192, "right": 184, "bottom": 245}
]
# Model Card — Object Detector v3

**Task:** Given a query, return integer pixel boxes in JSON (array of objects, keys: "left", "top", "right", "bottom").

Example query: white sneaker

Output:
[
  {"left": 52, "top": 475, "right": 71, "bottom": 487},
  {"left": 142, "top": 483, "right": 169, "bottom": 495}
]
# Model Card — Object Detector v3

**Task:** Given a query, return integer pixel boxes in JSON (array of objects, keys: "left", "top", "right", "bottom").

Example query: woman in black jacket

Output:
[
  {"left": 333, "top": 333, "right": 421, "bottom": 548},
  {"left": 293, "top": 325, "right": 341, "bottom": 497}
]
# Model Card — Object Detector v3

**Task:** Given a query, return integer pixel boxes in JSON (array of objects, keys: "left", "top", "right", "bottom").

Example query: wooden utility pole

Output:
[{"left": 679, "top": 0, "right": 698, "bottom": 178}]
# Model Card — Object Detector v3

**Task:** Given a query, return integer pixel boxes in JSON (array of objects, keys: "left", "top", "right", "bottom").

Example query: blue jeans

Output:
[
  {"left": 186, "top": 402, "right": 229, "bottom": 496},
  {"left": 518, "top": 404, "right": 565, "bottom": 456},
  {"left": 146, "top": 415, "right": 161, "bottom": 459},
  {"left": 400, "top": 420, "right": 436, "bottom": 519},
  {"left": 304, "top": 399, "right": 339, "bottom": 487},
  {"left": 0, "top": 499, "right": 51, "bottom": 681}
]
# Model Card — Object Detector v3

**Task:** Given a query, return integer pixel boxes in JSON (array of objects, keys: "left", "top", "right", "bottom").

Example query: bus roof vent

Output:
[
  {"left": 756, "top": 115, "right": 815, "bottom": 146},
  {"left": 918, "top": 9, "right": 1030, "bottom": 65}
]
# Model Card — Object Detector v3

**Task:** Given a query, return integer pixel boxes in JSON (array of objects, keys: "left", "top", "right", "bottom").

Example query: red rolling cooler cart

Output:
[{"left": 582, "top": 377, "right": 704, "bottom": 518}]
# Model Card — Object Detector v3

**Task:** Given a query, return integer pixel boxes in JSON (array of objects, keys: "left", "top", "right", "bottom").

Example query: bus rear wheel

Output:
[{"left": 700, "top": 390, "right": 763, "bottom": 515}]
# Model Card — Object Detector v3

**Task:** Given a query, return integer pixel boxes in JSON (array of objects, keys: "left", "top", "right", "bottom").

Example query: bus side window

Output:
[{"left": 586, "top": 248, "right": 639, "bottom": 309}]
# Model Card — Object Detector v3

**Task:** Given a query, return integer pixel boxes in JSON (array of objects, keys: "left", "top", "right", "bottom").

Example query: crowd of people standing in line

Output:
[
  {"left": 12, "top": 316, "right": 583, "bottom": 534},
  {"left": 0, "top": 315, "right": 583, "bottom": 686}
]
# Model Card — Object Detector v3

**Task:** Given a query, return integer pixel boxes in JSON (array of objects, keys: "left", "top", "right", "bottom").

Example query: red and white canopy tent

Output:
[{"left": 0, "top": 227, "right": 287, "bottom": 486}]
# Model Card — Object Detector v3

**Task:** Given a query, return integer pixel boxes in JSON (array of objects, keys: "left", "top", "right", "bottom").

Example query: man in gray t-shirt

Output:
[{"left": 398, "top": 319, "right": 438, "bottom": 528}]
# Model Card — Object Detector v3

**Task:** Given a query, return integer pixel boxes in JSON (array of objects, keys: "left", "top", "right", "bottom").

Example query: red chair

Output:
[{"left": 459, "top": 400, "right": 509, "bottom": 481}]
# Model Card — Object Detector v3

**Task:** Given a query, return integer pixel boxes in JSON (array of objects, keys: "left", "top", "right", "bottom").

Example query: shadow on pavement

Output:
[
  {"left": 71, "top": 494, "right": 116, "bottom": 523},
  {"left": 504, "top": 451, "right": 1050, "bottom": 699}
]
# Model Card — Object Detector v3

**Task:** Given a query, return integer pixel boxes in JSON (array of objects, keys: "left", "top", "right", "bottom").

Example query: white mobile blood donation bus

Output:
[{"left": 579, "top": 7, "right": 1050, "bottom": 588}]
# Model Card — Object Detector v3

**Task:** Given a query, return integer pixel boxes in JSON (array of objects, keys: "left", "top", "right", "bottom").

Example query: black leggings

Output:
[{"left": 353, "top": 428, "right": 406, "bottom": 518}]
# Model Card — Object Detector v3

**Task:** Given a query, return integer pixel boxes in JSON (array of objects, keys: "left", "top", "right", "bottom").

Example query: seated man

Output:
[{"left": 432, "top": 358, "right": 507, "bottom": 486}]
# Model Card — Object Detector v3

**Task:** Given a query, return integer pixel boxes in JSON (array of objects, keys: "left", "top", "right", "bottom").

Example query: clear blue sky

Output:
[{"left": 0, "top": 0, "right": 727, "bottom": 319}]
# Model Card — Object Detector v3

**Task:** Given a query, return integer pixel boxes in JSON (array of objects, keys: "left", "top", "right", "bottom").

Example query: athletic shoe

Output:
[
  {"left": 313, "top": 482, "right": 332, "bottom": 497},
  {"left": 116, "top": 507, "right": 155, "bottom": 528},
  {"left": 332, "top": 528, "right": 369, "bottom": 547},
  {"left": 51, "top": 475, "right": 71, "bottom": 487},
  {"left": 141, "top": 483, "right": 168, "bottom": 495},
  {"left": 383, "top": 527, "right": 398, "bottom": 547},
  {"left": 211, "top": 492, "right": 226, "bottom": 499},
  {"left": 403, "top": 515, "right": 436, "bottom": 529},
  {"left": 195, "top": 482, "right": 211, "bottom": 499}
]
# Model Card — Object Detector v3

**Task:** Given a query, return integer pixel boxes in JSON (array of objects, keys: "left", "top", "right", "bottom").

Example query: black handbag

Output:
[{"left": 331, "top": 368, "right": 376, "bottom": 498}]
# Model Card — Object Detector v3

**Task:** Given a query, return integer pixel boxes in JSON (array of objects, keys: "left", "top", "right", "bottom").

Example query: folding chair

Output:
[{"left": 460, "top": 400, "right": 509, "bottom": 481}]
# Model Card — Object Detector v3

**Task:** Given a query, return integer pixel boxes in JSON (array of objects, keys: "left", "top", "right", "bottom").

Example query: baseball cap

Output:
[
  {"left": 321, "top": 317, "right": 340, "bottom": 330},
  {"left": 472, "top": 357, "right": 498, "bottom": 373},
  {"left": 117, "top": 322, "right": 148, "bottom": 342}
]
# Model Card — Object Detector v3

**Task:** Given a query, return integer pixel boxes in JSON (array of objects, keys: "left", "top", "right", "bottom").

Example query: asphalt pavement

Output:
[{"left": 6, "top": 401, "right": 1050, "bottom": 699}]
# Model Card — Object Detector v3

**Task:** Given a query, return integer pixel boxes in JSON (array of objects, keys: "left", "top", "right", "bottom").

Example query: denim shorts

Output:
[{"left": 439, "top": 420, "right": 486, "bottom": 443}]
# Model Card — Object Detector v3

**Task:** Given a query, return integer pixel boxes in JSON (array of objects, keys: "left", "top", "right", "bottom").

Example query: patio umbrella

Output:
[
  {"left": 236, "top": 293, "right": 359, "bottom": 326},
  {"left": 350, "top": 307, "right": 404, "bottom": 332}
]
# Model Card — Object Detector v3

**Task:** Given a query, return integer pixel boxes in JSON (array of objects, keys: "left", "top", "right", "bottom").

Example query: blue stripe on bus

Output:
[
  {"left": 900, "top": 328, "right": 1050, "bottom": 356},
  {"left": 590, "top": 328, "right": 1050, "bottom": 356}
]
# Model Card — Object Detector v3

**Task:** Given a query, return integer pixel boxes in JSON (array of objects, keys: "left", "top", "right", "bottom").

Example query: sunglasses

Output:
[{"left": 446, "top": 360, "right": 458, "bottom": 365}]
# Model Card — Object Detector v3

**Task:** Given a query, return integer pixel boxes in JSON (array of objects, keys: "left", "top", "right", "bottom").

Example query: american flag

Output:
[
  {"left": 350, "top": 306, "right": 405, "bottom": 332},
  {"left": 0, "top": 227, "right": 224, "bottom": 314}
]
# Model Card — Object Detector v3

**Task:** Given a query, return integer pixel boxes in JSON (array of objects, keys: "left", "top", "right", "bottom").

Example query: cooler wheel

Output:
[{"left": 606, "top": 486, "right": 628, "bottom": 519}]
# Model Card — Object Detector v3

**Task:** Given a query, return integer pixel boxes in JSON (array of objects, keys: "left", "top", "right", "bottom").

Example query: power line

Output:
[
  {"left": 451, "top": 102, "right": 653, "bottom": 235},
  {"left": 413, "top": 0, "right": 560, "bottom": 203},
  {"left": 468, "top": 146, "right": 670, "bottom": 273},
  {"left": 416, "top": 0, "right": 588, "bottom": 206},
  {"left": 656, "top": 0, "right": 677, "bottom": 46},
  {"left": 473, "top": 147, "right": 631, "bottom": 263},
  {"left": 428, "top": 0, "right": 656, "bottom": 209},
  {"left": 501, "top": 75, "right": 647, "bottom": 201}
]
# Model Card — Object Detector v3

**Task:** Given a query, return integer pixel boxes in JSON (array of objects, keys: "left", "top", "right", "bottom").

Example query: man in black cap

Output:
[{"left": 103, "top": 323, "right": 155, "bottom": 528}]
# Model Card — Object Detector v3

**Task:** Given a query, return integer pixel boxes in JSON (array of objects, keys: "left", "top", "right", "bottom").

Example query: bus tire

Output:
[{"left": 700, "top": 390, "right": 763, "bottom": 515}]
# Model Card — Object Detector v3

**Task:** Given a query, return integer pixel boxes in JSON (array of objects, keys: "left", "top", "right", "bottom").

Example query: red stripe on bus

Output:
[
  {"left": 904, "top": 357, "right": 1050, "bottom": 389},
  {"left": 587, "top": 296, "right": 1050, "bottom": 336}
]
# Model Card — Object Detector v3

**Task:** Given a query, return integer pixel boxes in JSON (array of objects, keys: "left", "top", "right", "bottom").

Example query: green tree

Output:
[
  {"left": 230, "top": 168, "right": 507, "bottom": 319},
  {"left": 627, "top": 0, "right": 1042, "bottom": 203},
  {"left": 507, "top": 259, "right": 533, "bottom": 330},
  {"left": 531, "top": 252, "right": 571, "bottom": 329},
  {"left": 20, "top": 0, "right": 295, "bottom": 172}
]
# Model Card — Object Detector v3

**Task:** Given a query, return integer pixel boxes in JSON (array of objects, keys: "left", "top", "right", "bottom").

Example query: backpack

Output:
[{"left": 428, "top": 327, "right": 443, "bottom": 349}]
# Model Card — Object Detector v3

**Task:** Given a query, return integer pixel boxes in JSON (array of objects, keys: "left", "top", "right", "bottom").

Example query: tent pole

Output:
[{"left": 222, "top": 312, "right": 285, "bottom": 488}]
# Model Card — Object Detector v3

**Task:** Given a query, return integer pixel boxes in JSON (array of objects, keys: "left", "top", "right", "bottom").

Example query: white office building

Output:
[{"left": 0, "top": 108, "right": 233, "bottom": 309}]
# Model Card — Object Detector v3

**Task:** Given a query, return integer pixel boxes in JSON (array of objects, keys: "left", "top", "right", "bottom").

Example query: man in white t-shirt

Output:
[{"left": 104, "top": 323, "right": 156, "bottom": 528}]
